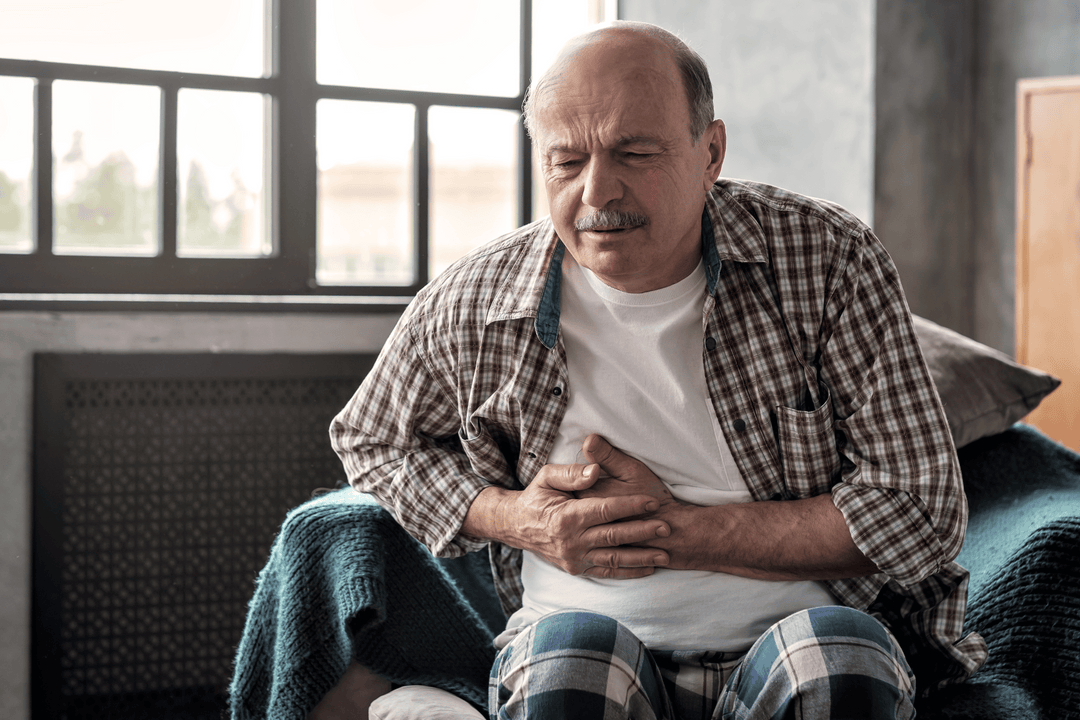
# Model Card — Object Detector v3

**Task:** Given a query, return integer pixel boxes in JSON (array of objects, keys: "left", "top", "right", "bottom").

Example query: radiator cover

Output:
[{"left": 32, "top": 353, "right": 375, "bottom": 719}]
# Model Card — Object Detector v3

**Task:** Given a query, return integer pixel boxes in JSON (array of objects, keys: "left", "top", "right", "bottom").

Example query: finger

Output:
[
  {"left": 584, "top": 546, "right": 669, "bottom": 569},
  {"left": 533, "top": 462, "right": 601, "bottom": 493},
  {"left": 583, "top": 565, "right": 658, "bottom": 579},
  {"left": 582, "top": 434, "right": 639, "bottom": 476},
  {"left": 581, "top": 515, "right": 671, "bottom": 547},
  {"left": 572, "top": 494, "right": 661, "bottom": 525}
]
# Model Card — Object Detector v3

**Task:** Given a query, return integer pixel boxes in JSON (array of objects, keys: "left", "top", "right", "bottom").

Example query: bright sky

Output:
[{"left": 0, "top": 0, "right": 607, "bottom": 191}]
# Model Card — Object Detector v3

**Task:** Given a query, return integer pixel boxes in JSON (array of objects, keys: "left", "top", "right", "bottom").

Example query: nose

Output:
[{"left": 581, "top": 156, "right": 624, "bottom": 209}]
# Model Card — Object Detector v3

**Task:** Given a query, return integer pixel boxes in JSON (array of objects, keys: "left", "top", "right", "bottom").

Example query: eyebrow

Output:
[
  {"left": 614, "top": 135, "right": 664, "bottom": 148},
  {"left": 544, "top": 135, "right": 665, "bottom": 155}
]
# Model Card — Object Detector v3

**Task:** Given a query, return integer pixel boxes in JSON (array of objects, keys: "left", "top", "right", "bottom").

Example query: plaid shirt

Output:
[{"left": 331, "top": 179, "right": 987, "bottom": 691}]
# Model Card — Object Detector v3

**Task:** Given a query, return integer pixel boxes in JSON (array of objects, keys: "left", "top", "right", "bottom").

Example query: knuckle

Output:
[
  {"left": 552, "top": 538, "right": 574, "bottom": 560},
  {"left": 593, "top": 549, "right": 618, "bottom": 568},
  {"left": 551, "top": 512, "right": 575, "bottom": 537},
  {"left": 595, "top": 502, "right": 617, "bottom": 524}
]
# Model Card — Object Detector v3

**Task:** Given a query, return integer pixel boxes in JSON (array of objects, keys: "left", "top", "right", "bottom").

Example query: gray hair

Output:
[{"left": 523, "top": 23, "right": 715, "bottom": 143}]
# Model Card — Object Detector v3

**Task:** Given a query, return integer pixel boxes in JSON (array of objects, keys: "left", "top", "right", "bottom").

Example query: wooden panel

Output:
[{"left": 1016, "top": 76, "right": 1080, "bottom": 451}]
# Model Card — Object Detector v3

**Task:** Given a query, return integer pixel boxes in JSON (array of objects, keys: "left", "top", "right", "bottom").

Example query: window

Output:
[{"left": 0, "top": 0, "right": 610, "bottom": 309}]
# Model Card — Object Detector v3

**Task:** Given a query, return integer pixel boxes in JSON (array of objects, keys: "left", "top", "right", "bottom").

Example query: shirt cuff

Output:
[{"left": 831, "top": 483, "right": 945, "bottom": 586}]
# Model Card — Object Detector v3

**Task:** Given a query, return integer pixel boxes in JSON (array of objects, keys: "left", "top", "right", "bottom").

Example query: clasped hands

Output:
[
  {"left": 486, "top": 434, "right": 690, "bottom": 579},
  {"left": 464, "top": 434, "right": 877, "bottom": 581}
]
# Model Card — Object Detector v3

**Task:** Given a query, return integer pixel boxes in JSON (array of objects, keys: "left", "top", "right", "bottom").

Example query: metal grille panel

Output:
[{"left": 33, "top": 354, "right": 375, "bottom": 719}]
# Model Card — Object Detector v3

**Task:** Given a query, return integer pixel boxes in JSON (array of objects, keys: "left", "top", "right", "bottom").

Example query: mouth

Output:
[{"left": 585, "top": 226, "right": 634, "bottom": 234}]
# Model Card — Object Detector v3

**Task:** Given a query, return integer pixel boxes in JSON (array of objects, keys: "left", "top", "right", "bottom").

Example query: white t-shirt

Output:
[{"left": 500, "top": 253, "right": 835, "bottom": 652}]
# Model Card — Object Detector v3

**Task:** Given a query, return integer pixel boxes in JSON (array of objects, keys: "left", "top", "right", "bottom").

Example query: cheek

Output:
[
  {"left": 544, "top": 181, "right": 578, "bottom": 221},
  {"left": 628, "top": 172, "right": 677, "bottom": 216},
  {"left": 639, "top": 167, "right": 702, "bottom": 217}
]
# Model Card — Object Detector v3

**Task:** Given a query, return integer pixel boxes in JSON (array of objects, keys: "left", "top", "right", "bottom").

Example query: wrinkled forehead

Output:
[{"left": 530, "top": 31, "right": 684, "bottom": 144}]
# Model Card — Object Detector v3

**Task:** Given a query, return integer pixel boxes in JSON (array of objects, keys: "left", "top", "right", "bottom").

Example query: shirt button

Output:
[
  {"left": 733, "top": 418, "right": 747, "bottom": 432},
  {"left": 705, "top": 336, "right": 717, "bottom": 351},
  {"left": 552, "top": 387, "right": 563, "bottom": 397}
]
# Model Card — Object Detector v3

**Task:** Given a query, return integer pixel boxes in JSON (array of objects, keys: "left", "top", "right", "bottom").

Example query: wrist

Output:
[
  {"left": 460, "top": 484, "right": 514, "bottom": 544},
  {"left": 660, "top": 502, "right": 727, "bottom": 571}
]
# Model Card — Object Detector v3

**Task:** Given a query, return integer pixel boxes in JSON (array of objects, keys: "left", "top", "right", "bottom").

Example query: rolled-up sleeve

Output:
[
  {"left": 822, "top": 230, "right": 965, "bottom": 586},
  {"left": 329, "top": 308, "right": 493, "bottom": 559}
]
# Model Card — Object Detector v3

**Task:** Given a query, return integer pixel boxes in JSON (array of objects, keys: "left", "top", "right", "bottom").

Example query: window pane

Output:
[
  {"left": 317, "top": 100, "right": 415, "bottom": 286},
  {"left": 0, "top": 76, "right": 35, "bottom": 253},
  {"left": 53, "top": 81, "right": 159, "bottom": 256},
  {"left": 178, "top": 89, "right": 269, "bottom": 257},
  {"left": 532, "top": 0, "right": 599, "bottom": 87},
  {"left": 429, "top": 107, "right": 518, "bottom": 279},
  {"left": 0, "top": 0, "right": 266, "bottom": 77},
  {"left": 318, "top": 0, "right": 519, "bottom": 96}
]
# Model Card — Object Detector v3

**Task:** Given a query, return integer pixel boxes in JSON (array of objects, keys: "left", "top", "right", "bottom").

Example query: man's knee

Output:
[
  {"left": 729, "top": 606, "right": 915, "bottom": 719},
  {"left": 492, "top": 611, "right": 663, "bottom": 720},
  {"left": 772, "top": 606, "right": 913, "bottom": 683},
  {"left": 528, "top": 610, "right": 627, "bottom": 656},
  {"left": 797, "top": 605, "right": 897, "bottom": 649},
  {"left": 495, "top": 610, "right": 632, "bottom": 688}
]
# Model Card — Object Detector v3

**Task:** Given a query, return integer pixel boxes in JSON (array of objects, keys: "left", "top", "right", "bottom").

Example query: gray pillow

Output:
[{"left": 912, "top": 315, "right": 1061, "bottom": 448}]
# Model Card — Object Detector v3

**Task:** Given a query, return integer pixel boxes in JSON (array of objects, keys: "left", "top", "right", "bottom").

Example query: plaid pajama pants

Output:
[{"left": 489, "top": 606, "right": 916, "bottom": 720}]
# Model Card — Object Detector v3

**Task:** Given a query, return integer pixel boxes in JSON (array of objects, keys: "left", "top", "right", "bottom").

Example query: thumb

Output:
[
  {"left": 533, "top": 462, "right": 601, "bottom": 493},
  {"left": 581, "top": 433, "right": 636, "bottom": 477}
]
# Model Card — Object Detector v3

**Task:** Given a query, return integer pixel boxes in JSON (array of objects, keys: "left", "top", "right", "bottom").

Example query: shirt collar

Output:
[{"left": 486, "top": 182, "right": 769, "bottom": 349}]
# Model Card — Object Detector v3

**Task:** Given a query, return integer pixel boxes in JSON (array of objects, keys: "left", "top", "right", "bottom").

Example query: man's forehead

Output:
[{"left": 532, "top": 78, "right": 683, "bottom": 151}]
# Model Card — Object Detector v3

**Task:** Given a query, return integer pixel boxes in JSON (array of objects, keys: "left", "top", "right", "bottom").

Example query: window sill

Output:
[{"left": 0, "top": 293, "right": 412, "bottom": 313}]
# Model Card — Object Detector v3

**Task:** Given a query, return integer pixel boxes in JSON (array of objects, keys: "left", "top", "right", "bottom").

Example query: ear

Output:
[{"left": 701, "top": 118, "right": 726, "bottom": 190}]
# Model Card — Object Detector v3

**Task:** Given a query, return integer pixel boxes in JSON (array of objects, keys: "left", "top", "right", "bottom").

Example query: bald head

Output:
[{"left": 523, "top": 21, "right": 714, "bottom": 143}]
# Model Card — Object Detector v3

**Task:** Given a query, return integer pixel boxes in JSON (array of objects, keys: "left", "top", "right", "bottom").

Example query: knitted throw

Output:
[{"left": 228, "top": 490, "right": 498, "bottom": 720}]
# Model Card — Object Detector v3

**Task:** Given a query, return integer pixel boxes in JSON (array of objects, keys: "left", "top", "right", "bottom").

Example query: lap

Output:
[{"left": 491, "top": 607, "right": 916, "bottom": 720}]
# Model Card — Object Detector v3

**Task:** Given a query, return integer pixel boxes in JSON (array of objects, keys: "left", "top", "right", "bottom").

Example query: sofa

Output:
[{"left": 229, "top": 317, "right": 1080, "bottom": 720}]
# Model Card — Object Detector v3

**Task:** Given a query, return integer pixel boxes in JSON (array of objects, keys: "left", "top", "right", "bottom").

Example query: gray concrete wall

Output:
[
  {"left": 875, "top": 0, "right": 1080, "bottom": 352},
  {"left": 621, "top": 0, "right": 876, "bottom": 225},
  {"left": 0, "top": 311, "right": 399, "bottom": 720},
  {"left": 972, "top": 1, "right": 1080, "bottom": 353},
  {"left": 874, "top": 0, "right": 977, "bottom": 336}
]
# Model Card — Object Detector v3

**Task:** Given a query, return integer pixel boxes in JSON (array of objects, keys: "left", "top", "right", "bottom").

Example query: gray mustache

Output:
[{"left": 574, "top": 208, "right": 650, "bottom": 232}]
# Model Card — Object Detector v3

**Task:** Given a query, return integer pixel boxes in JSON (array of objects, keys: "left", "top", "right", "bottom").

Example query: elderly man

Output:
[{"left": 331, "top": 21, "right": 986, "bottom": 720}]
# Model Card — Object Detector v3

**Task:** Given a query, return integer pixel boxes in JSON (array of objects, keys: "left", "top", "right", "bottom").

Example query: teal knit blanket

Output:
[{"left": 228, "top": 490, "right": 499, "bottom": 719}]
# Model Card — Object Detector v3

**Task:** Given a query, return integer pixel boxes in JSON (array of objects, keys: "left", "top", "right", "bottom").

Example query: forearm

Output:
[{"left": 656, "top": 493, "right": 879, "bottom": 581}]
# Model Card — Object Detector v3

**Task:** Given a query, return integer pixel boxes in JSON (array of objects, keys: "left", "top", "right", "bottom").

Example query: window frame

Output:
[{"left": 0, "top": 0, "right": 534, "bottom": 311}]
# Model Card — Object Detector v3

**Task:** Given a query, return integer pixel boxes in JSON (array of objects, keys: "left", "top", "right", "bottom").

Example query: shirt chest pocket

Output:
[{"left": 773, "top": 385, "right": 842, "bottom": 497}]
